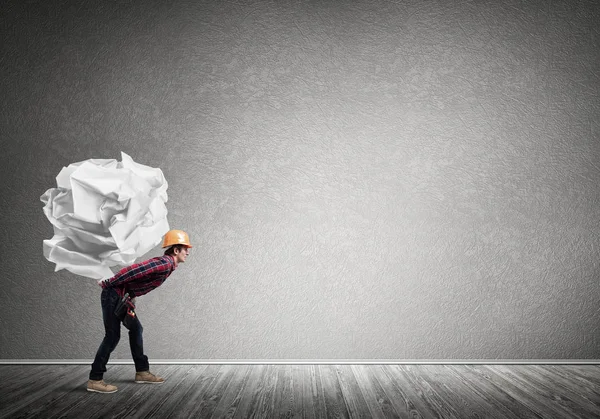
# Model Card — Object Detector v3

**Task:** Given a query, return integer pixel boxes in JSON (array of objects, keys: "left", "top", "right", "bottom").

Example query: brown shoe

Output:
[
  {"left": 87, "top": 379, "right": 118, "bottom": 393},
  {"left": 135, "top": 371, "right": 165, "bottom": 384}
]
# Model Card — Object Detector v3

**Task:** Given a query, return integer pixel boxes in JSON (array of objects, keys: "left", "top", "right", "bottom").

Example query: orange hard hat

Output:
[{"left": 162, "top": 230, "right": 193, "bottom": 248}]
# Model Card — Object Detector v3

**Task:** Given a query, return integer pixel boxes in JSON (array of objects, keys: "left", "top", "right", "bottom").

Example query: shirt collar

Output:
[{"left": 167, "top": 255, "right": 177, "bottom": 269}]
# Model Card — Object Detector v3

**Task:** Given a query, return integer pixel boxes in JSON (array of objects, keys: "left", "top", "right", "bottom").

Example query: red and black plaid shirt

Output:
[{"left": 101, "top": 255, "right": 176, "bottom": 297}]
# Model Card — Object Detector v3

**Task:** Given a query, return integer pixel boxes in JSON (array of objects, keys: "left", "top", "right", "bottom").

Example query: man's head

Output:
[
  {"left": 161, "top": 229, "right": 193, "bottom": 265},
  {"left": 164, "top": 244, "right": 190, "bottom": 264}
]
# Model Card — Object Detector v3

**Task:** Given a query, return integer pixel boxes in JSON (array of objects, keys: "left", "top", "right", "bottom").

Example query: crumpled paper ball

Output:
[{"left": 41, "top": 152, "right": 170, "bottom": 280}]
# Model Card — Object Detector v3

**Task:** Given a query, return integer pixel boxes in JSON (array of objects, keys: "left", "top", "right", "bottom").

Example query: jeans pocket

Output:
[{"left": 101, "top": 289, "right": 108, "bottom": 304}]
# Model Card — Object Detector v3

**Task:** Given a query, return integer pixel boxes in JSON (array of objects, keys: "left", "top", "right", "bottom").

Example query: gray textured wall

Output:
[{"left": 1, "top": 0, "right": 599, "bottom": 361}]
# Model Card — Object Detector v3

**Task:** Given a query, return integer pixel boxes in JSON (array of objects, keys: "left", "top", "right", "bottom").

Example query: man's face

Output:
[{"left": 174, "top": 246, "right": 190, "bottom": 264}]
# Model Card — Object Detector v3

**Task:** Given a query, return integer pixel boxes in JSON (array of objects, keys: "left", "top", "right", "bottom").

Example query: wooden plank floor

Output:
[{"left": 1, "top": 364, "right": 599, "bottom": 418}]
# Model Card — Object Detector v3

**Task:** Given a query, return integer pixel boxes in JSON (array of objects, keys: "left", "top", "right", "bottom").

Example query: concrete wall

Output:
[{"left": 1, "top": 0, "right": 599, "bottom": 360}]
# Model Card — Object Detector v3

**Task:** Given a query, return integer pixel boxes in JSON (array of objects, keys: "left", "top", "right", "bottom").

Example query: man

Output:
[{"left": 87, "top": 229, "right": 192, "bottom": 394}]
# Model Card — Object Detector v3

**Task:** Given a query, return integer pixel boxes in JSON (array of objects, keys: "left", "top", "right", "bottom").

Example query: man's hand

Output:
[
  {"left": 125, "top": 297, "right": 136, "bottom": 311},
  {"left": 125, "top": 296, "right": 136, "bottom": 318}
]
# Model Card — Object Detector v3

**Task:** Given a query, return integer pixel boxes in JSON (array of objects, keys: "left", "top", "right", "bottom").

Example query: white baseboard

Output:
[{"left": 0, "top": 359, "right": 599, "bottom": 365}]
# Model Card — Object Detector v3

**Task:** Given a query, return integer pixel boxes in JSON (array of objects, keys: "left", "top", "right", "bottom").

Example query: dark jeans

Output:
[{"left": 89, "top": 288, "right": 149, "bottom": 380}]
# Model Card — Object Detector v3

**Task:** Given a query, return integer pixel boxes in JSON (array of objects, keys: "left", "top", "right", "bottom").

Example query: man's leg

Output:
[
  {"left": 89, "top": 288, "right": 121, "bottom": 381},
  {"left": 124, "top": 313, "right": 149, "bottom": 373},
  {"left": 124, "top": 313, "right": 164, "bottom": 383}
]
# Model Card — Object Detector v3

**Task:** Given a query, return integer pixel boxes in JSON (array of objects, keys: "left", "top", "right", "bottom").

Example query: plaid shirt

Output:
[{"left": 101, "top": 255, "right": 176, "bottom": 298}]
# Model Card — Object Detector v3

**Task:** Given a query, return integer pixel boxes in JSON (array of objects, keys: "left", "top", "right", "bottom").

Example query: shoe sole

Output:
[
  {"left": 135, "top": 380, "right": 164, "bottom": 384},
  {"left": 87, "top": 388, "right": 117, "bottom": 393}
]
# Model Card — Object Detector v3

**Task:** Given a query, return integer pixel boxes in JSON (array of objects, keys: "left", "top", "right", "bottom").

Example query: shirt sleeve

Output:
[{"left": 106, "top": 256, "right": 173, "bottom": 287}]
